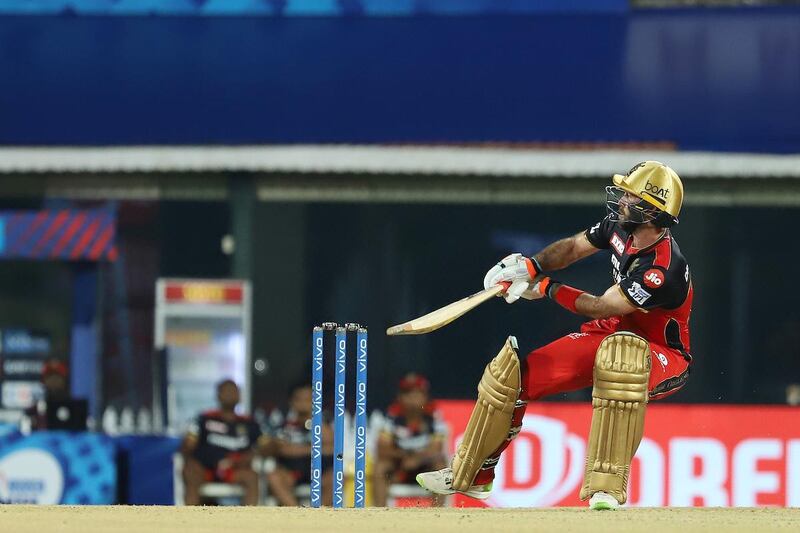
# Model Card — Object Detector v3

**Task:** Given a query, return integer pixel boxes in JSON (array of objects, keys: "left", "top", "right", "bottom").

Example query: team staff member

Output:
[
  {"left": 24, "top": 359, "right": 71, "bottom": 431},
  {"left": 181, "top": 379, "right": 265, "bottom": 505},
  {"left": 373, "top": 373, "right": 447, "bottom": 507},
  {"left": 266, "top": 382, "right": 334, "bottom": 506},
  {"left": 418, "top": 161, "right": 693, "bottom": 510}
]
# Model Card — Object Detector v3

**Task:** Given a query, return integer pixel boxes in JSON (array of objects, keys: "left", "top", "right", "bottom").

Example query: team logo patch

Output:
[
  {"left": 627, "top": 281, "right": 652, "bottom": 305},
  {"left": 610, "top": 233, "right": 625, "bottom": 255},
  {"left": 643, "top": 268, "right": 665, "bottom": 289}
]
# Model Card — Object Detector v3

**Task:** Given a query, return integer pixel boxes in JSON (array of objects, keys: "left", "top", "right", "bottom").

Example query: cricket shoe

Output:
[
  {"left": 415, "top": 468, "right": 492, "bottom": 500},
  {"left": 589, "top": 491, "right": 619, "bottom": 510}
]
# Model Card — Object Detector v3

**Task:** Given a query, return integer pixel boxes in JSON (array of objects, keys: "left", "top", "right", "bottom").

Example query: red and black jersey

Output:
[
  {"left": 188, "top": 409, "right": 262, "bottom": 469},
  {"left": 585, "top": 216, "right": 693, "bottom": 361},
  {"left": 271, "top": 408, "right": 316, "bottom": 447},
  {"left": 381, "top": 403, "right": 446, "bottom": 453}
]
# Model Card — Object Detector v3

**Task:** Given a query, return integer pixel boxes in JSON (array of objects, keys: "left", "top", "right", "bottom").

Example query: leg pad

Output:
[
  {"left": 451, "top": 336, "right": 521, "bottom": 491},
  {"left": 579, "top": 332, "right": 651, "bottom": 504}
]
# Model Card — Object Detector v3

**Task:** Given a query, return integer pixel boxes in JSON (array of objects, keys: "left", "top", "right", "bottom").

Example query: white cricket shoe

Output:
[
  {"left": 589, "top": 491, "right": 619, "bottom": 510},
  {"left": 415, "top": 468, "right": 492, "bottom": 500}
]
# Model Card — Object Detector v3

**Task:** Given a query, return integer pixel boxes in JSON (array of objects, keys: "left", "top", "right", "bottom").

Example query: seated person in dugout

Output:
[
  {"left": 181, "top": 379, "right": 266, "bottom": 505},
  {"left": 266, "top": 382, "right": 333, "bottom": 506},
  {"left": 373, "top": 373, "right": 447, "bottom": 506},
  {"left": 24, "top": 358, "right": 72, "bottom": 431}
]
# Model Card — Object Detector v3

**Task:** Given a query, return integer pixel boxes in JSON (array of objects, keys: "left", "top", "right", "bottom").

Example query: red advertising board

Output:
[{"left": 437, "top": 401, "right": 800, "bottom": 507}]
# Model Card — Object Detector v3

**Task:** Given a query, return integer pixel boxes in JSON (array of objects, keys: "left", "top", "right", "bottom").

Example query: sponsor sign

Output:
[
  {"left": 163, "top": 281, "right": 244, "bottom": 304},
  {"left": 438, "top": 401, "right": 800, "bottom": 507},
  {"left": 0, "top": 449, "right": 64, "bottom": 504},
  {"left": 0, "top": 431, "right": 116, "bottom": 504},
  {"left": 1, "top": 329, "right": 50, "bottom": 355},
  {"left": 1, "top": 381, "right": 44, "bottom": 409},
  {"left": 2, "top": 359, "right": 45, "bottom": 378}
]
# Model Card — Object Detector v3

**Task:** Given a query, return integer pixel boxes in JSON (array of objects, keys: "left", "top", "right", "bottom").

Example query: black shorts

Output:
[{"left": 277, "top": 455, "right": 333, "bottom": 485}]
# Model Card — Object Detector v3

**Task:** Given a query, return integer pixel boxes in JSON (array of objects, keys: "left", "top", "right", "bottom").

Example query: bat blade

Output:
[{"left": 386, "top": 284, "right": 506, "bottom": 336}]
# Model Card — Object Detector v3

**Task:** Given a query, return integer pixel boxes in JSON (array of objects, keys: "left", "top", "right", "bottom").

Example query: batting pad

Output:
[
  {"left": 580, "top": 332, "right": 651, "bottom": 504},
  {"left": 451, "top": 336, "right": 520, "bottom": 492}
]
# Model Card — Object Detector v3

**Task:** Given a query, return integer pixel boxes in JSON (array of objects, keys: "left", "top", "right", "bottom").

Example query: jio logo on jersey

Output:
[{"left": 643, "top": 269, "right": 665, "bottom": 289}]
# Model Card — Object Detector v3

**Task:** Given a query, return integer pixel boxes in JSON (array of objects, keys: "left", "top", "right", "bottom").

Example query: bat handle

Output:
[{"left": 498, "top": 281, "right": 512, "bottom": 293}]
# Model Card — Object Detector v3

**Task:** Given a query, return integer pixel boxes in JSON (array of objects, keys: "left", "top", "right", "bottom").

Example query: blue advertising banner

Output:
[
  {"left": 0, "top": 0, "right": 628, "bottom": 16},
  {"left": 1, "top": 329, "right": 51, "bottom": 356},
  {"left": 0, "top": 431, "right": 116, "bottom": 504},
  {"left": 1, "top": 9, "right": 798, "bottom": 151}
]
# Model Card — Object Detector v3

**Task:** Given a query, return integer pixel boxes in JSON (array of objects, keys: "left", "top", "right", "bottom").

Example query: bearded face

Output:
[{"left": 606, "top": 186, "right": 659, "bottom": 229}]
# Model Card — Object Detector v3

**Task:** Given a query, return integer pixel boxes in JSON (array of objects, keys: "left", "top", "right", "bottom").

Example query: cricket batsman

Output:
[{"left": 417, "top": 161, "right": 693, "bottom": 510}]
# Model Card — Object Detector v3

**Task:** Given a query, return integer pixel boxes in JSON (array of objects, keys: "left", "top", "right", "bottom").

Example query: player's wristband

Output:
[
  {"left": 539, "top": 277, "right": 585, "bottom": 314},
  {"left": 526, "top": 256, "right": 543, "bottom": 278}
]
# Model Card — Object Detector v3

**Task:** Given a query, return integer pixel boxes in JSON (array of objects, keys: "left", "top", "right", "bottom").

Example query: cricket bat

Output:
[{"left": 386, "top": 282, "right": 509, "bottom": 336}]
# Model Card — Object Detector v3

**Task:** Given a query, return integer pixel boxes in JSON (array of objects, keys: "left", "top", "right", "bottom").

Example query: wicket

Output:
[{"left": 310, "top": 322, "right": 368, "bottom": 508}]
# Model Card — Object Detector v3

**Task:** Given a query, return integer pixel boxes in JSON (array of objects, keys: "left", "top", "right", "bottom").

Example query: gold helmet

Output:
[{"left": 610, "top": 161, "right": 684, "bottom": 227}]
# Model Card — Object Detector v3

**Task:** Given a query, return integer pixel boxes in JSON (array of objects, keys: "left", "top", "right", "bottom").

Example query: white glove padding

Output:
[
  {"left": 483, "top": 253, "right": 536, "bottom": 290},
  {"left": 519, "top": 280, "right": 546, "bottom": 301},
  {"left": 503, "top": 279, "right": 531, "bottom": 304}
]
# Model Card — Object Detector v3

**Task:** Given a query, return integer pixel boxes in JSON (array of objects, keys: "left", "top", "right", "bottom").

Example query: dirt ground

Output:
[{"left": 0, "top": 506, "right": 798, "bottom": 533}]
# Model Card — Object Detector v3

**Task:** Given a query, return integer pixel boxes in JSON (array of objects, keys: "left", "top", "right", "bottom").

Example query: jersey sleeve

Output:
[
  {"left": 618, "top": 260, "right": 677, "bottom": 310},
  {"left": 585, "top": 216, "right": 615, "bottom": 250}
]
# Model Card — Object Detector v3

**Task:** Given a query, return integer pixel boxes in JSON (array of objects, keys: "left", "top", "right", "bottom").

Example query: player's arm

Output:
[
  {"left": 180, "top": 434, "right": 198, "bottom": 457},
  {"left": 535, "top": 278, "right": 637, "bottom": 319},
  {"left": 573, "top": 284, "right": 637, "bottom": 319},
  {"left": 377, "top": 431, "right": 406, "bottom": 461},
  {"left": 484, "top": 232, "right": 601, "bottom": 303},
  {"left": 533, "top": 232, "right": 601, "bottom": 272},
  {"left": 257, "top": 434, "right": 275, "bottom": 456},
  {"left": 180, "top": 418, "right": 201, "bottom": 457}
]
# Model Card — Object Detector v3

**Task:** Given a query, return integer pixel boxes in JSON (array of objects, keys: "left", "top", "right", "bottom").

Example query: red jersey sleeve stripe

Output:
[{"left": 653, "top": 236, "right": 672, "bottom": 269}]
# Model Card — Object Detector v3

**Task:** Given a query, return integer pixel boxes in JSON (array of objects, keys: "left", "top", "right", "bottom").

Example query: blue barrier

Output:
[
  {"left": 115, "top": 435, "right": 180, "bottom": 505},
  {"left": 0, "top": 430, "right": 179, "bottom": 505}
]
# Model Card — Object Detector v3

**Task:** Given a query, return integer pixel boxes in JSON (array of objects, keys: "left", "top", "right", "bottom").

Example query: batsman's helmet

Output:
[{"left": 607, "top": 161, "right": 684, "bottom": 227}]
